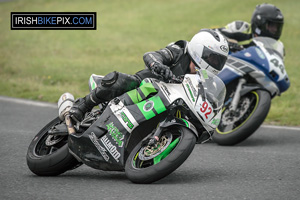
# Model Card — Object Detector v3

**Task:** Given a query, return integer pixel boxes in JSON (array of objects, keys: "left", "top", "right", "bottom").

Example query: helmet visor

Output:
[
  {"left": 265, "top": 21, "right": 283, "bottom": 39},
  {"left": 201, "top": 46, "right": 227, "bottom": 71}
]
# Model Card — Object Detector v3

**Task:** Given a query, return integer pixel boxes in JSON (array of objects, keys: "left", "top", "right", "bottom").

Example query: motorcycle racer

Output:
[
  {"left": 216, "top": 3, "right": 284, "bottom": 52},
  {"left": 69, "top": 29, "right": 229, "bottom": 122}
]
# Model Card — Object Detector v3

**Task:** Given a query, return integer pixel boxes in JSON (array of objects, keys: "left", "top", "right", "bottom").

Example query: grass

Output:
[{"left": 0, "top": 0, "right": 299, "bottom": 126}]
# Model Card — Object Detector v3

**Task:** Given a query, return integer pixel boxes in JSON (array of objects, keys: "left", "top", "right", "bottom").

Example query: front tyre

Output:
[
  {"left": 125, "top": 126, "right": 196, "bottom": 184},
  {"left": 27, "top": 117, "right": 81, "bottom": 176},
  {"left": 213, "top": 90, "right": 271, "bottom": 146}
]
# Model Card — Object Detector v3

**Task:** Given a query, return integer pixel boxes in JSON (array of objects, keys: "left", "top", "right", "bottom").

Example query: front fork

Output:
[
  {"left": 141, "top": 119, "right": 167, "bottom": 147},
  {"left": 229, "top": 78, "right": 246, "bottom": 112}
]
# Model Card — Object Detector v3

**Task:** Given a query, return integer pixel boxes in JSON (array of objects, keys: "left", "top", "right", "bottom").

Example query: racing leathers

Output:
[
  {"left": 216, "top": 20, "right": 254, "bottom": 52},
  {"left": 69, "top": 40, "right": 192, "bottom": 121}
]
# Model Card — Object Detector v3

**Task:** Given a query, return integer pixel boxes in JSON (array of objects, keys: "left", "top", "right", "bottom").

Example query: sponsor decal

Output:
[
  {"left": 159, "top": 83, "right": 171, "bottom": 103},
  {"left": 143, "top": 101, "right": 154, "bottom": 112},
  {"left": 211, "top": 118, "right": 220, "bottom": 126},
  {"left": 120, "top": 112, "right": 134, "bottom": 129},
  {"left": 211, "top": 68, "right": 218, "bottom": 74},
  {"left": 255, "top": 48, "right": 266, "bottom": 59},
  {"left": 137, "top": 96, "right": 166, "bottom": 120},
  {"left": 89, "top": 76, "right": 97, "bottom": 90},
  {"left": 100, "top": 135, "right": 121, "bottom": 162},
  {"left": 193, "top": 52, "right": 201, "bottom": 64},
  {"left": 109, "top": 101, "right": 139, "bottom": 133},
  {"left": 106, "top": 122, "right": 124, "bottom": 147},
  {"left": 89, "top": 132, "right": 109, "bottom": 162},
  {"left": 186, "top": 77, "right": 197, "bottom": 96},
  {"left": 220, "top": 45, "right": 229, "bottom": 53},
  {"left": 186, "top": 84, "right": 195, "bottom": 102},
  {"left": 161, "top": 84, "right": 171, "bottom": 96},
  {"left": 201, "top": 69, "right": 209, "bottom": 79},
  {"left": 244, "top": 52, "right": 252, "bottom": 57}
]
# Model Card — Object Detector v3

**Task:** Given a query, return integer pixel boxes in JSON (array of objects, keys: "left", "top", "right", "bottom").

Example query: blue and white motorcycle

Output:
[{"left": 212, "top": 37, "right": 290, "bottom": 145}]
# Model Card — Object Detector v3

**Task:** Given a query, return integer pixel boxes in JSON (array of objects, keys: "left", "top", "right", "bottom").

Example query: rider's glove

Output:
[
  {"left": 151, "top": 62, "right": 175, "bottom": 81},
  {"left": 228, "top": 42, "right": 244, "bottom": 52}
]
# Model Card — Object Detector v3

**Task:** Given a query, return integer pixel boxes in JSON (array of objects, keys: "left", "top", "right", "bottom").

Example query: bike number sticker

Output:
[
  {"left": 200, "top": 102, "right": 212, "bottom": 119},
  {"left": 270, "top": 58, "right": 285, "bottom": 75},
  {"left": 196, "top": 100, "right": 214, "bottom": 123}
]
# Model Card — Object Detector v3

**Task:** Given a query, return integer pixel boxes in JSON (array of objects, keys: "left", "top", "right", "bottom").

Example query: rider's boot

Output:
[
  {"left": 69, "top": 89, "right": 102, "bottom": 122},
  {"left": 69, "top": 71, "right": 120, "bottom": 121},
  {"left": 69, "top": 71, "right": 141, "bottom": 122}
]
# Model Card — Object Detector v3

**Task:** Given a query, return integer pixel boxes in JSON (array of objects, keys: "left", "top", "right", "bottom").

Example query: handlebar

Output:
[
  {"left": 168, "top": 75, "right": 184, "bottom": 83},
  {"left": 151, "top": 68, "right": 183, "bottom": 84},
  {"left": 228, "top": 41, "right": 244, "bottom": 52}
]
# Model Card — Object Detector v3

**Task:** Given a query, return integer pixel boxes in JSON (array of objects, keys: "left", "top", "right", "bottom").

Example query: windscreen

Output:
[
  {"left": 198, "top": 70, "right": 226, "bottom": 111},
  {"left": 253, "top": 37, "right": 285, "bottom": 59}
]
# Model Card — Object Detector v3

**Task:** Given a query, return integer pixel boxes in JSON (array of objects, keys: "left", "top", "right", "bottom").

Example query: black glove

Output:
[
  {"left": 228, "top": 42, "right": 244, "bottom": 52},
  {"left": 152, "top": 62, "right": 175, "bottom": 80}
]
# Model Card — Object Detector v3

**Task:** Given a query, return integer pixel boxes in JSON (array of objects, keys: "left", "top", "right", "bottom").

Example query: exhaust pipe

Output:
[{"left": 58, "top": 93, "right": 76, "bottom": 134}]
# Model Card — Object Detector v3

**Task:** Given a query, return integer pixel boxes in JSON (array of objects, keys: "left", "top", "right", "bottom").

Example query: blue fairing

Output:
[
  {"left": 217, "top": 68, "right": 240, "bottom": 84},
  {"left": 230, "top": 47, "right": 270, "bottom": 75},
  {"left": 221, "top": 46, "right": 290, "bottom": 93},
  {"left": 277, "top": 78, "right": 290, "bottom": 93}
]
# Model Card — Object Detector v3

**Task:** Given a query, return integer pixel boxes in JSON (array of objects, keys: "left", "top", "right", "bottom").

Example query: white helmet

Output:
[{"left": 187, "top": 29, "right": 229, "bottom": 75}]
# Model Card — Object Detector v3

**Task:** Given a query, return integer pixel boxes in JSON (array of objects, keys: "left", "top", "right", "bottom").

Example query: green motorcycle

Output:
[{"left": 27, "top": 69, "right": 226, "bottom": 184}]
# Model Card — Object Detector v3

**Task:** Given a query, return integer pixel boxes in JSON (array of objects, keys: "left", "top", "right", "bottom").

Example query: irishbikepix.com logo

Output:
[{"left": 11, "top": 12, "right": 97, "bottom": 30}]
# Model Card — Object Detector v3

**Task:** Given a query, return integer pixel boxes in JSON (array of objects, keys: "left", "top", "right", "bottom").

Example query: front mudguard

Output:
[
  {"left": 247, "top": 72, "right": 280, "bottom": 97},
  {"left": 159, "top": 116, "right": 199, "bottom": 139},
  {"left": 240, "top": 84, "right": 271, "bottom": 97},
  {"left": 240, "top": 84, "right": 264, "bottom": 96}
]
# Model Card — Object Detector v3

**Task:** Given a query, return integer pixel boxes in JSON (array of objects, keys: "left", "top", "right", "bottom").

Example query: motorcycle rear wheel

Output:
[
  {"left": 27, "top": 117, "right": 81, "bottom": 176},
  {"left": 125, "top": 126, "right": 196, "bottom": 184},
  {"left": 213, "top": 90, "right": 271, "bottom": 146}
]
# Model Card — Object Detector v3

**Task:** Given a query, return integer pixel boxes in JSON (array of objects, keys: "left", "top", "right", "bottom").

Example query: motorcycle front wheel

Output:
[
  {"left": 213, "top": 90, "right": 271, "bottom": 146},
  {"left": 125, "top": 126, "right": 196, "bottom": 184},
  {"left": 27, "top": 117, "right": 81, "bottom": 176}
]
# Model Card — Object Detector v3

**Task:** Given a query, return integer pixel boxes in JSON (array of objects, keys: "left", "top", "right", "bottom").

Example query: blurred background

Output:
[{"left": 0, "top": 0, "right": 299, "bottom": 126}]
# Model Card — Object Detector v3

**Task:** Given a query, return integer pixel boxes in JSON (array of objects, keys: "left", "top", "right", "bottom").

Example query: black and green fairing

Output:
[
  {"left": 118, "top": 78, "right": 171, "bottom": 122},
  {"left": 68, "top": 78, "right": 172, "bottom": 171}
]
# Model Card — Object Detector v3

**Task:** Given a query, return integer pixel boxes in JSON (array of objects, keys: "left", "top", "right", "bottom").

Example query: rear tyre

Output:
[
  {"left": 27, "top": 117, "right": 81, "bottom": 176},
  {"left": 213, "top": 90, "right": 271, "bottom": 146},
  {"left": 125, "top": 126, "right": 196, "bottom": 184}
]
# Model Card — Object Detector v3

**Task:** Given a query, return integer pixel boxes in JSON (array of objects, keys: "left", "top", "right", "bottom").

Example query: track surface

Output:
[{"left": 1, "top": 96, "right": 299, "bottom": 200}]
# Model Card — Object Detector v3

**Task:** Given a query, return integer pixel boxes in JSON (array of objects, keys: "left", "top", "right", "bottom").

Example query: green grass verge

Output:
[{"left": 1, "top": 0, "right": 299, "bottom": 126}]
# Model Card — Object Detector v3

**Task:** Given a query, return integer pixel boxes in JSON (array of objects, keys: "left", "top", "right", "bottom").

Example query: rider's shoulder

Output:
[
  {"left": 166, "top": 40, "right": 188, "bottom": 54},
  {"left": 224, "top": 20, "right": 251, "bottom": 33},
  {"left": 167, "top": 40, "right": 187, "bottom": 49}
]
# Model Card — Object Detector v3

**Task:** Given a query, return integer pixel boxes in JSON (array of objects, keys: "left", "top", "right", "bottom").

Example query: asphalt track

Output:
[{"left": 0, "top": 96, "right": 299, "bottom": 200}]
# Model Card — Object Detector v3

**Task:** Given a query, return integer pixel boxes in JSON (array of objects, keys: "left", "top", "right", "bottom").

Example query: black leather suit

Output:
[{"left": 92, "top": 40, "right": 192, "bottom": 103}]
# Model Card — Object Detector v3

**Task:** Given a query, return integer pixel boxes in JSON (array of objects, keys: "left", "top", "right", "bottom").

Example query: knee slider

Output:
[{"left": 101, "top": 71, "right": 119, "bottom": 87}]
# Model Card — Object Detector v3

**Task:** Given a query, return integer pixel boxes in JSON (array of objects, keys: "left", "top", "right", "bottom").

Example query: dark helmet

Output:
[{"left": 251, "top": 3, "right": 284, "bottom": 40}]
